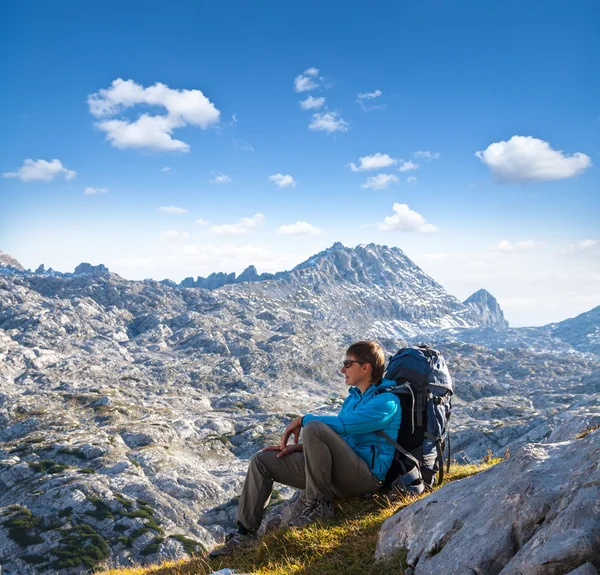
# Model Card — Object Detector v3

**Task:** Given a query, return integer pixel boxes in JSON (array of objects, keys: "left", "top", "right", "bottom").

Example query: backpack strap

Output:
[
  {"left": 424, "top": 432, "right": 446, "bottom": 485},
  {"left": 376, "top": 430, "right": 421, "bottom": 471}
]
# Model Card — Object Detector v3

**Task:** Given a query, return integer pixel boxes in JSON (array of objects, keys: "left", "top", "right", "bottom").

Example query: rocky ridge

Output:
[
  {"left": 0, "top": 242, "right": 598, "bottom": 573},
  {"left": 376, "top": 417, "right": 600, "bottom": 574}
]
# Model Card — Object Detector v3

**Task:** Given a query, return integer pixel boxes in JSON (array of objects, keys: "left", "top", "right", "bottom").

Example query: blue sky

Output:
[{"left": 1, "top": 0, "right": 598, "bottom": 327}]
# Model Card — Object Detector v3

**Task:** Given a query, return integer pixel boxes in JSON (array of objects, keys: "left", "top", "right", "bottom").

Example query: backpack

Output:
[{"left": 375, "top": 345, "right": 453, "bottom": 496}]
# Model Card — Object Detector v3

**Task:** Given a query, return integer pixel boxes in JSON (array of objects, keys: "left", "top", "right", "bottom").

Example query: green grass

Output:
[{"left": 101, "top": 460, "right": 501, "bottom": 575}]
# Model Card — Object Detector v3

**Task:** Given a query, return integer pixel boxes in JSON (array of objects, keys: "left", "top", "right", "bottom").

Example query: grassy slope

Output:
[{"left": 101, "top": 461, "right": 501, "bottom": 575}]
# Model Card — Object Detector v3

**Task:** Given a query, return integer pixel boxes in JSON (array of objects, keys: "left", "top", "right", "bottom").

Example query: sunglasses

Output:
[{"left": 342, "top": 360, "right": 364, "bottom": 369}]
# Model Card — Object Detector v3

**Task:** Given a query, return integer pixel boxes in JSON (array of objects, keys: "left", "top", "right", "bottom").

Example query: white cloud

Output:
[
  {"left": 95, "top": 115, "right": 191, "bottom": 152},
  {"left": 406, "top": 176, "right": 417, "bottom": 183},
  {"left": 158, "top": 206, "right": 188, "bottom": 214},
  {"left": 277, "top": 221, "right": 322, "bottom": 236},
  {"left": 494, "top": 240, "right": 546, "bottom": 252},
  {"left": 88, "top": 78, "right": 220, "bottom": 152},
  {"left": 308, "top": 112, "right": 349, "bottom": 133},
  {"left": 413, "top": 151, "right": 440, "bottom": 161},
  {"left": 356, "top": 90, "right": 384, "bottom": 111},
  {"left": 159, "top": 230, "right": 191, "bottom": 244},
  {"left": 299, "top": 95, "right": 325, "bottom": 110},
  {"left": 423, "top": 253, "right": 446, "bottom": 260},
  {"left": 361, "top": 174, "right": 399, "bottom": 190},
  {"left": 269, "top": 173, "right": 296, "bottom": 188},
  {"left": 293, "top": 67, "right": 320, "bottom": 92},
  {"left": 347, "top": 153, "right": 397, "bottom": 172},
  {"left": 161, "top": 167, "right": 171, "bottom": 172},
  {"left": 376, "top": 203, "right": 437, "bottom": 233},
  {"left": 84, "top": 187, "right": 109, "bottom": 195},
  {"left": 3, "top": 159, "right": 77, "bottom": 182},
  {"left": 208, "top": 213, "right": 265, "bottom": 236},
  {"left": 196, "top": 219, "right": 210, "bottom": 227},
  {"left": 357, "top": 90, "right": 382, "bottom": 100},
  {"left": 398, "top": 160, "right": 419, "bottom": 172},
  {"left": 568, "top": 239, "right": 599, "bottom": 251},
  {"left": 211, "top": 174, "right": 232, "bottom": 184},
  {"left": 476, "top": 135, "right": 592, "bottom": 182}
]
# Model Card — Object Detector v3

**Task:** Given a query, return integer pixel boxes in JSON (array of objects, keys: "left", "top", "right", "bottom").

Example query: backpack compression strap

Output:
[{"left": 376, "top": 430, "right": 421, "bottom": 470}]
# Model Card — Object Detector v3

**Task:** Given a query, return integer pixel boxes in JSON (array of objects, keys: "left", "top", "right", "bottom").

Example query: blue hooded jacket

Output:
[{"left": 301, "top": 380, "right": 401, "bottom": 481}]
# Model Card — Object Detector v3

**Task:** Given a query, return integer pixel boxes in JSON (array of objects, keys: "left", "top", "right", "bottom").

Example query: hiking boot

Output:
[
  {"left": 289, "top": 498, "right": 335, "bottom": 528},
  {"left": 208, "top": 530, "right": 257, "bottom": 559}
]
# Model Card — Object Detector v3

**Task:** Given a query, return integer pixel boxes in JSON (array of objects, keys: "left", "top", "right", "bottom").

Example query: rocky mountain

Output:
[
  {"left": 463, "top": 288, "right": 509, "bottom": 329},
  {"left": 179, "top": 265, "right": 277, "bottom": 289},
  {"left": 543, "top": 305, "right": 600, "bottom": 356},
  {"left": 0, "top": 251, "right": 24, "bottom": 272},
  {"left": 0, "top": 242, "right": 598, "bottom": 574}
]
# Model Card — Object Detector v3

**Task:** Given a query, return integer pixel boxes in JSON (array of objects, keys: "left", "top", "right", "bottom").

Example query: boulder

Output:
[{"left": 376, "top": 428, "right": 600, "bottom": 574}]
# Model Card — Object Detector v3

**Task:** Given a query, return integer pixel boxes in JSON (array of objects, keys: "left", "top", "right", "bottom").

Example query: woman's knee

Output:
[{"left": 303, "top": 419, "right": 328, "bottom": 437}]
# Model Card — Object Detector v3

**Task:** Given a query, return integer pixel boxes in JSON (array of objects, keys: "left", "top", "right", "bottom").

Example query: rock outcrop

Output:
[
  {"left": 0, "top": 251, "right": 24, "bottom": 272},
  {"left": 74, "top": 262, "right": 109, "bottom": 276},
  {"left": 463, "top": 288, "right": 509, "bottom": 329},
  {"left": 376, "top": 422, "right": 600, "bottom": 575}
]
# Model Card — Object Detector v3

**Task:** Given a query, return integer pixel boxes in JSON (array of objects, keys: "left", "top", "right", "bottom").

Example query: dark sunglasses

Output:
[{"left": 342, "top": 360, "right": 363, "bottom": 369}]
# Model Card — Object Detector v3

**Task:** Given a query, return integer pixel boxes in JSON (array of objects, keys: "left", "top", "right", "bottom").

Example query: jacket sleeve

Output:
[{"left": 302, "top": 393, "right": 399, "bottom": 435}]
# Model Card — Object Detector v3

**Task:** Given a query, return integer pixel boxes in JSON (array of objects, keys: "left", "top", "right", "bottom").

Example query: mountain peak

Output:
[
  {"left": 463, "top": 289, "right": 508, "bottom": 328},
  {"left": 0, "top": 250, "right": 25, "bottom": 271}
]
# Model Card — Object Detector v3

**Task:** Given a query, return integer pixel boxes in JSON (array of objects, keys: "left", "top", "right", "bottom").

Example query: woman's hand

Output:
[
  {"left": 280, "top": 416, "right": 303, "bottom": 449},
  {"left": 262, "top": 443, "right": 303, "bottom": 458}
]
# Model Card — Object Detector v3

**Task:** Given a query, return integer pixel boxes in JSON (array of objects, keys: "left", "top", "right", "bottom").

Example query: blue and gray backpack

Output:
[{"left": 376, "top": 345, "right": 453, "bottom": 496}]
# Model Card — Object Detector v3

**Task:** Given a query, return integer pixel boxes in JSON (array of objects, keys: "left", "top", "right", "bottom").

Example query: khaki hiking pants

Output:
[{"left": 236, "top": 420, "right": 382, "bottom": 531}]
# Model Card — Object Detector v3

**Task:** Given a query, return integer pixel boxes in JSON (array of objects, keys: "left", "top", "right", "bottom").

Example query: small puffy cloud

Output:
[
  {"left": 362, "top": 174, "right": 399, "bottom": 190},
  {"left": 376, "top": 203, "right": 437, "bottom": 233},
  {"left": 357, "top": 90, "right": 382, "bottom": 100},
  {"left": 211, "top": 174, "right": 231, "bottom": 184},
  {"left": 299, "top": 95, "right": 325, "bottom": 110},
  {"left": 277, "top": 221, "right": 322, "bottom": 236},
  {"left": 476, "top": 135, "right": 592, "bottom": 182},
  {"left": 96, "top": 115, "right": 190, "bottom": 152},
  {"left": 347, "top": 153, "right": 397, "bottom": 172},
  {"left": 413, "top": 151, "right": 440, "bottom": 161},
  {"left": 494, "top": 240, "right": 546, "bottom": 252},
  {"left": 84, "top": 187, "right": 109, "bottom": 195},
  {"left": 161, "top": 167, "right": 171, "bottom": 172},
  {"left": 159, "top": 230, "right": 191, "bottom": 244},
  {"left": 294, "top": 67, "right": 320, "bottom": 92},
  {"left": 269, "top": 173, "right": 296, "bottom": 188},
  {"left": 309, "top": 112, "right": 349, "bottom": 133},
  {"left": 158, "top": 206, "right": 188, "bottom": 214},
  {"left": 398, "top": 160, "right": 419, "bottom": 172},
  {"left": 568, "top": 239, "right": 599, "bottom": 251},
  {"left": 3, "top": 159, "right": 77, "bottom": 182},
  {"left": 196, "top": 219, "right": 210, "bottom": 226},
  {"left": 406, "top": 176, "right": 417, "bottom": 183},
  {"left": 88, "top": 78, "right": 220, "bottom": 153},
  {"left": 208, "top": 213, "right": 265, "bottom": 236}
]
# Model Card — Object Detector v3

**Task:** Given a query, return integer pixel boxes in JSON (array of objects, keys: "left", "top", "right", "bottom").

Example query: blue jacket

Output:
[{"left": 301, "top": 380, "right": 401, "bottom": 481}]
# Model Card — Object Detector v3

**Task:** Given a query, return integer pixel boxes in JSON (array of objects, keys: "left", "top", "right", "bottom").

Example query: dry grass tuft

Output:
[{"left": 101, "top": 460, "right": 501, "bottom": 575}]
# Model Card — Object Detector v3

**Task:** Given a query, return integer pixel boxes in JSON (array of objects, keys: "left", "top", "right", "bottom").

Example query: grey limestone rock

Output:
[
  {"left": 376, "top": 427, "right": 600, "bottom": 575},
  {"left": 74, "top": 262, "right": 109, "bottom": 275},
  {"left": 464, "top": 288, "right": 509, "bottom": 329},
  {"left": 566, "top": 563, "right": 599, "bottom": 575}
]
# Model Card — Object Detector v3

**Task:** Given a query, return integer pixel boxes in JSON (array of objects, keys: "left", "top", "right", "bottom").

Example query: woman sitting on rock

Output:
[{"left": 209, "top": 340, "right": 401, "bottom": 558}]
